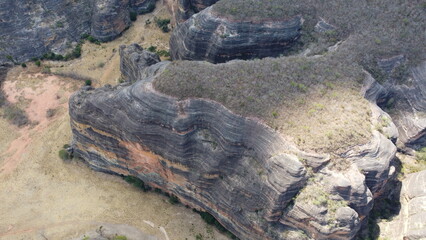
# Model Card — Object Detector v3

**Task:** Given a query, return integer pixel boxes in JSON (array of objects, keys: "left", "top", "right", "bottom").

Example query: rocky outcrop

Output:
[
  {"left": 169, "top": 7, "right": 302, "bottom": 63},
  {"left": 0, "top": 0, "right": 135, "bottom": 64},
  {"left": 91, "top": 0, "right": 131, "bottom": 42},
  {"left": 364, "top": 59, "right": 426, "bottom": 150},
  {"left": 130, "top": 0, "right": 156, "bottom": 14},
  {"left": 69, "top": 44, "right": 396, "bottom": 240},
  {"left": 119, "top": 44, "right": 161, "bottom": 83},
  {"left": 165, "top": 0, "right": 219, "bottom": 24},
  {"left": 378, "top": 170, "right": 426, "bottom": 240}
]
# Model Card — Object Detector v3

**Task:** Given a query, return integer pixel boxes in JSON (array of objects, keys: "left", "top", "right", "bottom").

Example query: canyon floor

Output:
[{"left": 0, "top": 4, "right": 228, "bottom": 240}]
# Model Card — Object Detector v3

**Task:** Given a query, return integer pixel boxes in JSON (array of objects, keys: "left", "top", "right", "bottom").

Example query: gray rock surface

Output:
[
  {"left": 91, "top": 0, "right": 131, "bottom": 42},
  {"left": 169, "top": 7, "right": 302, "bottom": 63},
  {"left": 69, "top": 44, "right": 397, "bottom": 240},
  {"left": 378, "top": 170, "right": 426, "bottom": 240},
  {"left": 130, "top": 0, "right": 156, "bottom": 13},
  {"left": 165, "top": 0, "right": 219, "bottom": 24},
  {"left": 120, "top": 44, "right": 161, "bottom": 83},
  {"left": 0, "top": 0, "right": 134, "bottom": 64},
  {"left": 364, "top": 60, "right": 426, "bottom": 150}
]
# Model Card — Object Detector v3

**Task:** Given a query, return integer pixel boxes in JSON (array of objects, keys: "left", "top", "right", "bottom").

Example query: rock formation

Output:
[
  {"left": 91, "top": 0, "right": 131, "bottom": 42},
  {"left": 69, "top": 44, "right": 397, "bottom": 240},
  {"left": 0, "top": 0, "right": 155, "bottom": 64},
  {"left": 378, "top": 170, "right": 426, "bottom": 240},
  {"left": 165, "top": 0, "right": 219, "bottom": 24},
  {"left": 169, "top": 6, "right": 302, "bottom": 63},
  {"left": 130, "top": 0, "right": 156, "bottom": 14}
]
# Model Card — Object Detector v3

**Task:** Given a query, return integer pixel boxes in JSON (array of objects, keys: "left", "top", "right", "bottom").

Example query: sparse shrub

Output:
[
  {"left": 156, "top": 49, "right": 170, "bottom": 57},
  {"left": 85, "top": 80, "right": 92, "bottom": 86},
  {"left": 147, "top": 46, "right": 157, "bottom": 52},
  {"left": 97, "top": 62, "right": 105, "bottom": 68},
  {"left": 130, "top": 11, "right": 137, "bottom": 21},
  {"left": 155, "top": 18, "right": 170, "bottom": 32},
  {"left": 46, "top": 108, "right": 57, "bottom": 118},
  {"left": 21, "top": 63, "right": 27, "bottom": 68},
  {"left": 123, "top": 175, "right": 151, "bottom": 191},
  {"left": 58, "top": 149, "right": 70, "bottom": 160},
  {"left": 35, "top": 60, "right": 41, "bottom": 67},
  {"left": 195, "top": 234, "right": 204, "bottom": 240},
  {"left": 2, "top": 104, "right": 29, "bottom": 127},
  {"left": 168, "top": 195, "right": 179, "bottom": 204}
]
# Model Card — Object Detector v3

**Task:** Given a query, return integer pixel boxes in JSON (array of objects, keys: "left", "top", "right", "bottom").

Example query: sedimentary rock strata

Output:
[
  {"left": 169, "top": 6, "right": 302, "bottom": 63},
  {"left": 165, "top": 0, "right": 219, "bottom": 24},
  {"left": 69, "top": 45, "right": 397, "bottom": 240},
  {"left": 0, "top": 0, "right": 140, "bottom": 64}
]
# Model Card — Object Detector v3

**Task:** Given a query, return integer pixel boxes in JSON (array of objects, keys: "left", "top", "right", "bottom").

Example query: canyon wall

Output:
[{"left": 169, "top": 7, "right": 302, "bottom": 63}]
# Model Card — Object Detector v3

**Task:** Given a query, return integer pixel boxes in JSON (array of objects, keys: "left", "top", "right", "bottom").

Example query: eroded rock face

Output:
[
  {"left": 364, "top": 59, "right": 426, "bottom": 150},
  {"left": 130, "top": 0, "right": 156, "bottom": 13},
  {"left": 91, "top": 0, "right": 131, "bottom": 42},
  {"left": 169, "top": 7, "right": 302, "bottom": 63},
  {"left": 0, "top": 0, "right": 132, "bottom": 64},
  {"left": 378, "top": 170, "right": 426, "bottom": 240},
  {"left": 69, "top": 44, "right": 397, "bottom": 240},
  {"left": 119, "top": 44, "right": 161, "bottom": 83},
  {"left": 165, "top": 0, "right": 219, "bottom": 24}
]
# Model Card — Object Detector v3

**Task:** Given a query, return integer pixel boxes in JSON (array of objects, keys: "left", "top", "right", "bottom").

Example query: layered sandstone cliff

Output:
[
  {"left": 69, "top": 45, "right": 397, "bottom": 240},
  {"left": 165, "top": 0, "right": 219, "bottom": 24},
  {"left": 0, "top": 0, "right": 153, "bottom": 64},
  {"left": 169, "top": 6, "right": 302, "bottom": 63}
]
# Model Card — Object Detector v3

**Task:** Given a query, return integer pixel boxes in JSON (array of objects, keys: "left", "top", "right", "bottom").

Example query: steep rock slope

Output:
[
  {"left": 169, "top": 6, "right": 302, "bottom": 63},
  {"left": 69, "top": 45, "right": 396, "bottom": 240}
]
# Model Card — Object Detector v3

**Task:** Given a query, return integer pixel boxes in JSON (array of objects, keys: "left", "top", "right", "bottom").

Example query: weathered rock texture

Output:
[
  {"left": 378, "top": 170, "right": 426, "bottom": 240},
  {"left": 91, "top": 0, "right": 131, "bottom": 42},
  {"left": 120, "top": 44, "right": 161, "bottom": 83},
  {"left": 69, "top": 45, "right": 397, "bottom": 240},
  {"left": 130, "top": 0, "right": 156, "bottom": 13},
  {"left": 165, "top": 0, "right": 219, "bottom": 24},
  {"left": 0, "top": 0, "right": 139, "bottom": 64},
  {"left": 364, "top": 59, "right": 426, "bottom": 150},
  {"left": 169, "top": 7, "right": 302, "bottom": 63}
]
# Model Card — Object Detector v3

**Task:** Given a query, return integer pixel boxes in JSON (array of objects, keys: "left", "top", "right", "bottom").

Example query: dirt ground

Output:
[{"left": 0, "top": 3, "right": 228, "bottom": 240}]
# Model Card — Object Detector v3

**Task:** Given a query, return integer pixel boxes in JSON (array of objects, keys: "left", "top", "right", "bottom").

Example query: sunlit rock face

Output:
[
  {"left": 169, "top": 7, "right": 302, "bottom": 63},
  {"left": 69, "top": 44, "right": 397, "bottom": 240}
]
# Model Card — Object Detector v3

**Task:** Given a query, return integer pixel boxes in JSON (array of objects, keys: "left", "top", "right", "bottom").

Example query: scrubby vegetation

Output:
[
  {"left": 213, "top": 0, "right": 425, "bottom": 71},
  {"left": 2, "top": 104, "right": 29, "bottom": 127},
  {"left": 155, "top": 56, "right": 371, "bottom": 154},
  {"left": 59, "top": 144, "right": 71, "bottom": 160},
  {"left": 154, "top": 17, "right": 170, "bottom": 32}
]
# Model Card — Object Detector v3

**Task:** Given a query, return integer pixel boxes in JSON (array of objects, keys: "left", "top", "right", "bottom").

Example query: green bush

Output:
[
  {"left": 130, "top": 11, "right": 137, "bottom": 21},
  {"left": 168, "top": 195, "right": 179, "bottom": 204},
  {"left": 58, "top": 149, "right": 70, "bottom": 160},
  {"left": 35, "top": 60, "right": 41, "bottom": 67},
  {"left": 85, "top": 80, "right": 92, "bottom": 86},
  {"left": 155, "top": 18, "right": 170, "bottom": 32},
  {"left": 21, "top": 63, "right": 27, "bottom": 68},
  {"left": 123, "top": 175, "right": 151, "bottom": 191}
]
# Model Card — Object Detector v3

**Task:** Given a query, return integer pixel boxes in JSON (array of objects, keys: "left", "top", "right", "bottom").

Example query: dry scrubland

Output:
[
  {"left": 155, "top": 0, "right": 426, "bottom": 154},
  {"left": 48, "top": 2, "right": 172, "bottom": 87},
  {"left": 0, "top": 4, "right": 228, "bottom": 240}
]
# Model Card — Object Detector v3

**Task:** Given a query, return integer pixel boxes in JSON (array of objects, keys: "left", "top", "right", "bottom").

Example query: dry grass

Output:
[
  {"left": 48, "top": 1, "right": 172, "bottom": 87},
  {"left": 213, "top": 0, "right": 425, "bottom": 70},
  {"left": 154, "top": 56, "right": 371, "bottom": 153}
]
